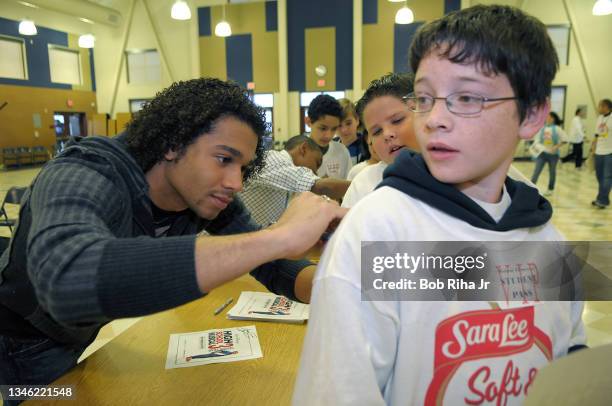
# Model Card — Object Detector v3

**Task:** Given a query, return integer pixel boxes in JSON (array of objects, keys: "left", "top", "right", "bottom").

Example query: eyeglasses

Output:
[{"left": 403, "top": 92, "right": 518, "bottom": 115}]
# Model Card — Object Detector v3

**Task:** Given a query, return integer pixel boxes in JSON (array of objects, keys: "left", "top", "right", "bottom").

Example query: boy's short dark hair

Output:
[
  {"left": 307, "top": 94, "right": 343, "bottom": 123},
  {"left": 284, "top": 135, "right": 322, "bottom": 153},
  {"left": 125, "top": 78, "right": 266, "bottom": 181},
  {"left": 601, "top": 99, "right": 612, "bottom": 110},
  {"left": 355, "top": 72, "right": 414, "bottom": 123},
  {"left": 409, "top": 5, "right": 558, "bottom": 122}
]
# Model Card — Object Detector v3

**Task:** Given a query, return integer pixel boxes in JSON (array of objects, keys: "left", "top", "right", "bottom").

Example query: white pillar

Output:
[{"left": 276, "top": 0, "right": 289, "bottom": 142}]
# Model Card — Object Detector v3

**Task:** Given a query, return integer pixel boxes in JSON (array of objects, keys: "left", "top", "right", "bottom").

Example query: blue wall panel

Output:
[
  {"left": 265, "top": 1, "right": 278, "bottom": 32},
  {"left": 445, "top": 0, "right": 461, "bottom": 14},
  {"left": 287, "top": 0, "right": 353, "bottom": 92},
  {"left": 0, "top": 17, "right": 70, "bottom": 89},
  {"left": 363, "top": 0, "right": 377, "bottom": 24},
  {"left": 198, "top": 7, "right": 212, "bottom": 36},
  {"left": 394, "top": 22, "right": 423, "bottom": 73},
  {"left": 226, "top": 34, "right": 253, "bottom": 87}
]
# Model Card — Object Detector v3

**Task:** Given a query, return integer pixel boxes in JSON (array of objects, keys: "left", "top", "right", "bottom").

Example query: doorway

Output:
[{"left": 53, "top": 112, "right": 87, "bottom": 154}]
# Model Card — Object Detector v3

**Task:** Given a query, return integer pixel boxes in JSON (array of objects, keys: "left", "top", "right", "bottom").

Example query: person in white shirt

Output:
[
  {"left": 530, "top": 111, "right": 568, "bottom": 196},
  {"left": 293, "top": 6, "right": 585, "bottom": 405},
  {"left": 240, "top": 135, "right": 350, "bottom": 226},
  {"left": 343, "top": 73, "right": 417, "bottom": 208},
  {"left": 592, "top": 98, "right": 612, "bottom": 208},
  {"left": 561, "top": 107, "right": 587, "bottom": 168},
  {"left": 346, "top": 131, "right": 379, "bottom": 181},
  {"left": 305, "top": 95, "right": 353, "bottom": 179}
]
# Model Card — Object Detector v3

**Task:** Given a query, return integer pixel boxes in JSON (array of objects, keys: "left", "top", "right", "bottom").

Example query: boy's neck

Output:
[{"left": 455, "top": 169, "right": 508, "bottom": 203}]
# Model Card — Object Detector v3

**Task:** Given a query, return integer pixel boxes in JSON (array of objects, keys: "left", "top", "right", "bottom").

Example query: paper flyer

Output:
[
  {"left": 226, "top": 291, "right": 309, "bottom": 324},
  {"left": 165, "top": 326, "right": 262, "bottom": 369}
]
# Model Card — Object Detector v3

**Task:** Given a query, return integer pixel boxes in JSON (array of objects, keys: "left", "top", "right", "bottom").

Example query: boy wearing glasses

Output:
[{"left": 294, "top": 5, "right": 585, "bottom": 405}]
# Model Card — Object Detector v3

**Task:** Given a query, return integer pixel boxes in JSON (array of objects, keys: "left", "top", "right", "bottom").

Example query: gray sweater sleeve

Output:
[
  {"left": 208, "top": 197, "right": 314, "bottom": 302},
  {"left": 27, "top": 162, "right": 202, "bottom": 327}
]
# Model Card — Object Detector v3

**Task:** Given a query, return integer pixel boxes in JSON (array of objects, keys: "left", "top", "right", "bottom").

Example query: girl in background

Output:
[{"left": 531, "top": 111, "right": 567, "bottom": 196}]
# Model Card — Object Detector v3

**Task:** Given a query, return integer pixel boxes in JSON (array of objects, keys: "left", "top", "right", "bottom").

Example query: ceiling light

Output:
[
  {"left": 388, "top": 0, "right": 404, "bottom": 2},
  {"left": 395, "top": 5, "right": 414, "bottom": 24},
  {"left": 18, "top": 1, "right": 39, "bottom": 8},
  {"left": 79, "top": 17, "right": 94, "bottom": 24},
  {"left": 215, "top": 21, "right": 231, "bottom": 37},
  {"left": 18, "top": 19, "right": 37, "bottom": 35},
  {"left": 78, "top": 34, "right": 95, "bottom": 48},
  {"left": 592, "top": 0, "right": 612, "bottom": 15},
  {"left": 171, "top": 0, "right": 192, "bottom": 20},
  {"left": 215, "top": 3, "right": 232, "bottom": 37}
]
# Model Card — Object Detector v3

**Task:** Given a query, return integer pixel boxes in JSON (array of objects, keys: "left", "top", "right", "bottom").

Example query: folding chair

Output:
[{"left": 0, "top": 186, "right": 27, "bottom": 233}]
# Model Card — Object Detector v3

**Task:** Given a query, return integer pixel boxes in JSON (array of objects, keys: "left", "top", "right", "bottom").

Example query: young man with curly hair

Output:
[{"left": 0, "top": 78, "right": 345, "bottom": 390}]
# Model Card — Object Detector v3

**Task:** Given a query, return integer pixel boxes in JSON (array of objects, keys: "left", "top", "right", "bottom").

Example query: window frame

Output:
[
  {"left": 48, "top": 44, "right": 82, "bottom": 85},
  {"left": 0, "top": 34, "right": 28, "bottom": 80}
]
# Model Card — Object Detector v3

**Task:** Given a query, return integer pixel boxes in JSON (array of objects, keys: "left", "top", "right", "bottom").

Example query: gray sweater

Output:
[{"left": 0, "top": 135, "right": 311, "bottom": 345}]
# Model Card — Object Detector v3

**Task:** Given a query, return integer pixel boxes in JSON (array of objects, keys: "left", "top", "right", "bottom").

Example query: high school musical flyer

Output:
[
  {"left": 165, "top": 326, "right": 263, "bottom": 369},
  {"left": 226, "top": 291, "right": 309, "bottom": 324}
]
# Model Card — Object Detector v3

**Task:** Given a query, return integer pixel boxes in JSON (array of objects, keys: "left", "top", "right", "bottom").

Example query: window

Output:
[
  {"left": 551, "top": 86, "right": 567, "bottom": 121},
  {"left": 299, "top": 91, "right": 345, "bottom": 133},
  {"left": 547, "top": 25, "right": 570, "bottom": 65},
  {"left": 126, "top": 49, "right": 160, "bottom": 84},
  {"left": 129, "top": 99, "right": 151, "bottom": 113},
  {"left": 48, "top": 45, "right": 81, "bottom": 85},
  {"left": 0, "top": 35, "right": 27, "bottom": 80},
  {"left": 253, "top": 93, "right": 274, "bottom": 137}
]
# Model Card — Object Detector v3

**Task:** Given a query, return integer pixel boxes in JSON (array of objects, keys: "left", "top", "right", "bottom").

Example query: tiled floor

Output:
[{"left": 1, "top": 160, "right": 611, "bottom": 358}]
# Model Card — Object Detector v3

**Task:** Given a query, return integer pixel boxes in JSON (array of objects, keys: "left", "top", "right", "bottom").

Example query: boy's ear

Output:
[
  {"left": 305, "top": 116, "right": 312, "bottom": 127},
  {"left": 518, "top": 101, "right": 550, "bottom": 140},
  {"left": 299, "top": 142, "right": 308, "bottom": 156},
  {"left": 164, "top": 149, "right": 178, "bottom": 162}
]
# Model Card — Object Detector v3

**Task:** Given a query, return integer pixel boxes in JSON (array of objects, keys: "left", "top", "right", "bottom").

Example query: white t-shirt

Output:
[
  {"left": 293, "top": 186, "right": 585, "bottom": 406},
  {"left": 595, "top": 113, "right": 612, "bottom": 155},
  {"left": 342, "top": 162, "right": 387, "bottom": 208},
  {"left": 569, "top": 115, "right": 585, "bottom": 144},
  {"left": 317, "top": 141, "right": 353, "bottom": 180},
  {"left": 347, "top": 161, "right": 370, "bottom": 181}
]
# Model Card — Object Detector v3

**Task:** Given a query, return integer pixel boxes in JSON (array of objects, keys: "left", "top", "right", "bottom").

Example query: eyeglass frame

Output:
[{"left": 403, "top": 92, "right": 518, "bottom": 116}]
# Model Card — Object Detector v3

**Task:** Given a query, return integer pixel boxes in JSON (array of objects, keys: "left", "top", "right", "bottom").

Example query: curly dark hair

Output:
[
  {"left": 307, "top": 94, "right": 343, "bottom": 123},
  {"left": 355, "top": 72, "right": 414, "bottom": 123},
  {"left": 409, "top": 5, "right": 558, "bottom": 122},
  {"left": 125, "top": 78, "right": 267, "bottom": 182}
]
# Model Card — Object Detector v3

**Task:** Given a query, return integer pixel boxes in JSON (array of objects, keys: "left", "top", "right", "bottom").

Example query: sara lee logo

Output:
[
  {"left": 425, "top": 307, "right": 552, "bottom": 406},
  {"left": 441, "top": 312, "right": 530, "bottom": 359}
]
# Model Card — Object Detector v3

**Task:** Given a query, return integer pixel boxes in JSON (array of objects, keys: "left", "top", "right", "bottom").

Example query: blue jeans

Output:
[
  {"left": 531, "top": 152, "right": 559, "bottom": 191},
  {"left": 595, "top": 153, "right": 612, "bottom": 206},
  {"left": 0, "top": 335, "right": 83, "bottom": 405}
]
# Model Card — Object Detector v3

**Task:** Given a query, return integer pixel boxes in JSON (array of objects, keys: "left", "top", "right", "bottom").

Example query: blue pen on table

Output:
[{"left": 213, "top": 298, "right": 233, "bottom": 315}]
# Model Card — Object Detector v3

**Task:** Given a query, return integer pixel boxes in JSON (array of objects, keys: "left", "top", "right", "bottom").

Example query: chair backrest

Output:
[{"left": 3, "top": 187, "right": 27, "bottom": 205}]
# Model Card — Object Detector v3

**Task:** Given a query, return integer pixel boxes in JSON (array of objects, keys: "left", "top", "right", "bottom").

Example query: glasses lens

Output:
[{"left": 447, "top": 93, "right": 483, "bottom": 114}]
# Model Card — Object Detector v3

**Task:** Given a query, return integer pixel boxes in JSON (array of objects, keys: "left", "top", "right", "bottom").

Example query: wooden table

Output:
[{"left": 38, "top": 275, "right": 307, "bottom": 405}]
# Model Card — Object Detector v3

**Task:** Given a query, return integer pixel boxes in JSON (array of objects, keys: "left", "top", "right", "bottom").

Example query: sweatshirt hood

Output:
[{"left": 378, "top": 150, "right": 552, "bottom": 232}]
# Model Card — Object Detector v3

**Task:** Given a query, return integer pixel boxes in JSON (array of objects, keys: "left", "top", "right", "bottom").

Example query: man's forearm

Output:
[
  {"left": 195, "top": 228, "right": 287, "bottom": 292},
  {"left": 312, "top": 178, "right": 351, "bottom": 201}
]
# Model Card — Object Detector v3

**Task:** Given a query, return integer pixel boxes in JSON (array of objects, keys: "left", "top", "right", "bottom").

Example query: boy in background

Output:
[
  {"left": 306, "top": 95, "right": 352, "bottom": 179},
  {"left": 294, "top": 5, "right": 585, "bottom": 405}
]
